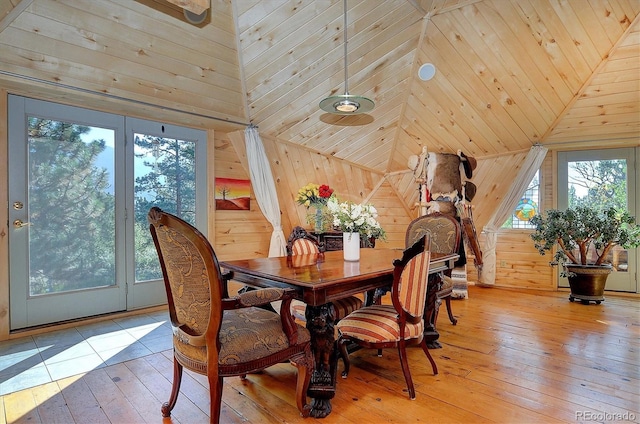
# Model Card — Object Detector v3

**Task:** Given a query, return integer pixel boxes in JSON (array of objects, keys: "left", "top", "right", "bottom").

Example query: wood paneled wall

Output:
[
  {"left": 211, "top": 131, "right": 271, "bottom": 261},
  {"left": 465, "top": 153, "right": 557, "bottom": 289},
  {"left": 213, "top": 132, "right": 561, "bottom": 292},
  {"left": 212, "top": 130, "right": 413, "bottom": 261}
]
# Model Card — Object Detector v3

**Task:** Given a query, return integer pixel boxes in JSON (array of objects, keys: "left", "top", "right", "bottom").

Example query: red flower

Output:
[{"left": 318, "top": 184, "right": 334, "bottom": 199}]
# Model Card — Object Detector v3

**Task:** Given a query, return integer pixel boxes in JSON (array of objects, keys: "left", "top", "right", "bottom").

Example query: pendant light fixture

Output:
[{"left": 319, "top": 0, "right": 374, "bottom": 115}]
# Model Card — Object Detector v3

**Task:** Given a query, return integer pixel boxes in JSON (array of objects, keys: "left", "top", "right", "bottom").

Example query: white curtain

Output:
[
  {"left": 244, "top": 125, "right": 287, "bottom": 257},
  {"left": 480, "top": 144, "right": 548, "bottom": 286}
]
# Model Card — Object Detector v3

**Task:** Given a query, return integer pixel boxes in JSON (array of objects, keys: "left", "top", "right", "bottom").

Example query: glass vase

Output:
[{"left": 314, "top": 208, "right": 324, "bottom": 233}]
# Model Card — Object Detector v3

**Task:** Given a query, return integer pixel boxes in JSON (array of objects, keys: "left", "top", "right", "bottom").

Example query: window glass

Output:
[{"left": 502, "top": 170, "right": 540, "bottom": 229}]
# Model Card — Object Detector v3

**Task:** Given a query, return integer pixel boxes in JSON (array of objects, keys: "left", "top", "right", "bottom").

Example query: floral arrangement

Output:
[
  {"left": 326, "top": 197, "right": 386, "bottom": 240},
  {"left": 296, "top": 183, "right": 334, "bottom": 208}
]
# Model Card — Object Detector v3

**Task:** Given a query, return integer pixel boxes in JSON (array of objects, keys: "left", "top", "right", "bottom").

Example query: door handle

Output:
[{"left": 13, "top": 219, "right": 31, "bottom": 228}]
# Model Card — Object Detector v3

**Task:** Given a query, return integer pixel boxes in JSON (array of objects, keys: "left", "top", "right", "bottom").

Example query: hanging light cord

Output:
[
  {"left": 318, "top": 0, "right": 374, "bottom": 114},
  {"left": 342, "top": 0, "right": 349, "bottom": 95}
]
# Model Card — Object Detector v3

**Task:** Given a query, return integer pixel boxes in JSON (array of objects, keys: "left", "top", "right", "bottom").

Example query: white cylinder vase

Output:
[{"left": 343, "top": 232, "right": 360, "bottom": 261}]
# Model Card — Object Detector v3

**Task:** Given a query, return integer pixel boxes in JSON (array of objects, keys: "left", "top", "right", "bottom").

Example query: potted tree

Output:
[{"left": 530, "top": 206, "right": 640, "bottom": 304}]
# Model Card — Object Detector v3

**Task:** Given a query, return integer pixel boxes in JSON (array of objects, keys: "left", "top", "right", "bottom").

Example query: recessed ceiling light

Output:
[{"left": 418, "top": 63, "right": 436, "bottom": 81}]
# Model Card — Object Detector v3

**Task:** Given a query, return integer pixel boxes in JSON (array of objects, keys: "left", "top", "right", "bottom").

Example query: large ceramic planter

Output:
[{"left": 565, "top": 263, "right": 612, "bottom": 305}]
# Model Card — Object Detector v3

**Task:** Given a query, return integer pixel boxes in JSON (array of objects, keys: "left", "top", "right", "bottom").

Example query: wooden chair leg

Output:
[
  {"left": 397, "top": 342, "right": 416, "bottom": 399},
  {"left": 161, "top": 357, "right": 183, "bottom": 417},
  {"left": 420, "top": 339, "right": 438, "bottom": 375},
  {"left": 209, "top": 374, "right": 224, "bottom": 424},
  {"left": 445, "top": 295, "right": 458, "bottom": 325},
  {"left": 338, "top": 338, "right": 351, "bottom": 378},
  {"left": 292, "top": 348, "right": 313, "bottom": 417}
]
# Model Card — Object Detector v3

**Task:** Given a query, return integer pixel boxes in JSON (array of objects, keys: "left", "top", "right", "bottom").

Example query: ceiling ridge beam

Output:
[
  {"left": 0, "top": 0, "right": 33, "bottom": 33},
  {"left": 382, "top": 172, "right": 416, "bottom": 218},
  {"left": 429, "top": 0, "right": 483, "bottom": 17},
  {"left": 231, "top": 0, "right": 251, "bottom": 123},
  {"left": 385, "top": 12, "right": 434, "bottom": 175},
  {"left": 165, "top": 0, "right": 208, "bottom": 15}
]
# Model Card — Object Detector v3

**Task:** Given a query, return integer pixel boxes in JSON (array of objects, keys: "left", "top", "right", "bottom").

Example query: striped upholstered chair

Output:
[
  {"left": 287, "top": 226, "right": 363, "bottom": 322},
  {"left": 336, "top": 234, "right": 438, "bottom": 399},
  {"left": 405, "top": 212, "right": 461, "bottom": 326}
]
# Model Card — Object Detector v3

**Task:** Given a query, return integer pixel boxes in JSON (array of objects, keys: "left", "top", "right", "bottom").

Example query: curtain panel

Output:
[
  {"left": 480, "top": 144, "right": 548, "bottom": 286},
  {"left": 244, "top": 126, "right": 287, "bottom": 257}
]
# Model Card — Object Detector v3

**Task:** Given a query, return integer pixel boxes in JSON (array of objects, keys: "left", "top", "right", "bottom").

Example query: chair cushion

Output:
[
  {"left": 291, "top": 296, "right": 364, "bottom": 322},
  {"left": 336, "top": 305, "right": 424, "bottom": 343},
  {"left": 173, "top": 306, "right": 310, "bottom": 370}
]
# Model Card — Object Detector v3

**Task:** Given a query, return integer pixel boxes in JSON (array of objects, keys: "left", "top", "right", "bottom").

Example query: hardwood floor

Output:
[{"left": 1, "top": 286, "right": 638, "bottom": 423}]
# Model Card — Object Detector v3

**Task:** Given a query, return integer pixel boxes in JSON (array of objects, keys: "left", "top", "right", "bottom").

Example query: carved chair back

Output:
[{"left": 148, "top": 207, "right": 313, "bottom": 423}]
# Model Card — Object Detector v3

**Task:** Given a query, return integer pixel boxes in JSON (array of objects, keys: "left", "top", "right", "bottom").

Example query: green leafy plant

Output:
[{"left": 530, "top": 206, "right": 640, "bottom": 272}]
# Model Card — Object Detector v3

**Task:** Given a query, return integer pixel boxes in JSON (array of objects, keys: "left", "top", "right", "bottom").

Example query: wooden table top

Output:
[{"left": 221, "top": 249, "right": 458, "bottom": 306}]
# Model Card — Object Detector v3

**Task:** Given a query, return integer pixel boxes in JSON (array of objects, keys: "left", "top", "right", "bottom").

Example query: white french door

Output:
[
  {"left": 557, "top": 148, "right": 638, "bottom": 293},
  {"left": 8, "top": 96, "right": 207, "bottom": 330},
  {"left": 125, "top": 117, "right": 208, "bottom": 310}
]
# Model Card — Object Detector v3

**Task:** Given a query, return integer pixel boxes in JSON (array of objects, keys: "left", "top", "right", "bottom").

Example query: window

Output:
[
  {"left": 558, "top": 148, "right": 637, "bottom": 293},
  {"left": 502, "top": 170, "right": 540, "bottom": 229}
]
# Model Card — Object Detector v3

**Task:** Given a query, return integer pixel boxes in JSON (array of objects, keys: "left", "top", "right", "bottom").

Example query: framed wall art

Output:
[{"left": 215, "top": 177, "right": 250, "bottom": 210}]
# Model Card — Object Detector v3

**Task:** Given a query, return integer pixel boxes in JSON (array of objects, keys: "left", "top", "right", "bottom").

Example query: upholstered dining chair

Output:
[
  {"left": 336, "top": 235, "right": 438, "bottom": 399},
  {"left": 287, "top": 226, "right": 363, "bottom": 323},
  {"left": 148, "top": 207, "right": 313, "bottom": 423},
  {"left": 405, "top": 212, "right": 461, "bottom": 326}
]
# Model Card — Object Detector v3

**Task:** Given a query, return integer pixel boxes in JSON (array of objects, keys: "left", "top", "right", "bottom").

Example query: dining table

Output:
[{"left": 220, "top": 248, "right": 458, "bottom": 418}]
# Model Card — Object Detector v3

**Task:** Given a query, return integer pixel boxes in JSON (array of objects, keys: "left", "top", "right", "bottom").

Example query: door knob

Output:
[{"left": 13, "top": 219, "right": 30, "bottom": 228}]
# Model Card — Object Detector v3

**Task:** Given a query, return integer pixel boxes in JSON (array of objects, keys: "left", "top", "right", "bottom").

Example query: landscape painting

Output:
[{"left": 215, "top": 177, "right": 250, "bottom": 210}]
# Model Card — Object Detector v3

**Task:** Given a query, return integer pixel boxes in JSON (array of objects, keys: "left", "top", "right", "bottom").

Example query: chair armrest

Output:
[
  {"left": 222, "top": 287, "right": 293, "bottom": 309},
  {"left": 238, "top": 287, "right": 289, "bottom": 306},
  {"left": 278, "top": 291, "right": 299, "bottom": 344},
  {"left": 174, "top": 325, "right": 207, "bottom": 347},
  {"left": 221, "top": 270, "right": 234, "bottom": 298},
  {"left": 221, "top": 288, "right": 301, "bottom": 344}
]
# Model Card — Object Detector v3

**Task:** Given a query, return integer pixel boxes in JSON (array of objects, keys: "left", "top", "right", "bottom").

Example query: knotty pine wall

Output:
[
  {"left": 212, "top": 130, "right": 413, "bottom": 262},
  {"left": 212, "top": 129, "right": 559, "bottom": 290},
  {"left": 466, "top": 153, "right": 556, "bottom": 289},
  {"left": 489, "top": 153, "right": 556, "bottom": 289}
]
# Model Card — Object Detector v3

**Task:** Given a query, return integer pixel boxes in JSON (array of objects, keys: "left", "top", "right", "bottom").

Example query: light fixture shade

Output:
[
  {"left": 320, "top": 0, "right": 374, "bottom": 115},
  {"left": 319, "top": 93, "right": 375, "bottom": 115}
]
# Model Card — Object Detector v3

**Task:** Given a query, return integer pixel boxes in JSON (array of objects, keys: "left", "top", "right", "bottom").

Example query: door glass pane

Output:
[
  {"left": 568, "top": 159, "right": 629, "bottom": 272},
  {"left": 28, "top": 117, "right": 116, "bottom": 296},
  {"left": 134, "top": 134, "right": 197, "bottom": 282}
]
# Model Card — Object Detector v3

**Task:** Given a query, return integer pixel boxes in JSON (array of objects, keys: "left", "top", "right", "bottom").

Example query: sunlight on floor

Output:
[{"left": 0, "top": 311, "right": 170, "bottom": 396}]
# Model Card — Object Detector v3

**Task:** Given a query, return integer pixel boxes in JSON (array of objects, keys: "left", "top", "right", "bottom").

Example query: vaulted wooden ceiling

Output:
[{"left": 0, "top": 0, "right": 638, "bottom": 177}]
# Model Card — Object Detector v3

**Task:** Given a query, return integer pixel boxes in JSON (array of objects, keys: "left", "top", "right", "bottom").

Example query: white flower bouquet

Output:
[{"left": 326, "top": 197, "right": 386, "bottom": 241}]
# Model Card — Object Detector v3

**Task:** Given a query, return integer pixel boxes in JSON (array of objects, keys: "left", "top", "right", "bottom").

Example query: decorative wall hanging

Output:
[{"left": 215, "top": 177, "right": 250, "bottom": 210}]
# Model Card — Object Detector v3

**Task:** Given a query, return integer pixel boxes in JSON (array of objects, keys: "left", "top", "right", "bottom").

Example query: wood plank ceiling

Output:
[{"left": 0, "top": 0, "right": 638, "bottom": 177}]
